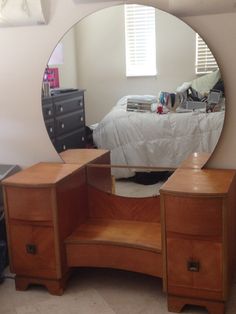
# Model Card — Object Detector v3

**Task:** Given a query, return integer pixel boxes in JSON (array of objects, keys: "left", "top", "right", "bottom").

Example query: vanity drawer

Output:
[
  {"left": 56, "top": 128, "right": 86, "bottom": 152},
  {"left": 164, "top": 195, "right": 222, "bottom": 236},
  {"left": 9, "top": 224, "right": 58, "bottom": 278},
  {"left": 54, "top": 92, "right": 84, "bottom": 116},
  {"left": 167, "top": 237, "right": 223, "bottom": 299},
  {"left": 5, "top": 187, "right": 53, "bottom": 222},
  {"left": 56, "top": 111, "right": 85, "bottom": 136}
]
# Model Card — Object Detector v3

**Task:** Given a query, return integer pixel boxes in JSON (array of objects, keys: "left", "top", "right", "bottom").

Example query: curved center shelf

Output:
[
  {"left": 65, "top": 218, "right": 162, "bottom": 277},
  {"left": 65, "top": 218, "right": 161, "bottom": 252}
]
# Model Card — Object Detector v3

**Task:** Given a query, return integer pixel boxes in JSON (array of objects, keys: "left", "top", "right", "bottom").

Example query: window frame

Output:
[
  {"left": 124, "top": 4, "right": 157, "bottom": 77},
  {"left": 195, "top": 33, "right": 218, "bottom": 74}
]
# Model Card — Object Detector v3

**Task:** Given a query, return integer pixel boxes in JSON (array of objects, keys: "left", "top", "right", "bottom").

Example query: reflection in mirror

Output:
[
  {"left": 85, "top": 152, "right": 211, "bottom": 197},
  {"left": 42, "top": 4, "right": 225, "bottom": 197},
  {"left": 86, "top": 162, "right": 174, "bottom": 198}
]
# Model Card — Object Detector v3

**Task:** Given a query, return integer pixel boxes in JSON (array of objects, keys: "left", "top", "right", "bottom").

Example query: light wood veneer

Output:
[
  {"left": 2, "top": 150, "right": 236, "bottom": 314},
  {"left": 65, "top": 218, "right": 162, "bottom": 277},
  {"left": 3, "top": 149, "right": 163, "bottom": 295},
  {"left": 3, "top": 162, "right": 87, "bottom": 295},
  {"left": 160, "top": 167, "right": 236, "bottom": 314}
]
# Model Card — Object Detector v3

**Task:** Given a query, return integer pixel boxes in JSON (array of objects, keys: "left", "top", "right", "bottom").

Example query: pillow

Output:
[
  {"left": 191, "top": 69, "right": 221, "bottom": 94},
  {"left": 176, "top": 81, "right": 192, "bottom": 93}
]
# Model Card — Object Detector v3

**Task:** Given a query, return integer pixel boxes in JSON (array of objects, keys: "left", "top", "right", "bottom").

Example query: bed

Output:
[
  {"left": 93, "top": 70, "right": 225, "bottom": 178},
  {"left": 93, "top": 95, "right": 224, "bottom": 178}
]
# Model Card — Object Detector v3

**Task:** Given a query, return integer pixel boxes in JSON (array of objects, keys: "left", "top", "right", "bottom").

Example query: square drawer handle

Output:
[
  {"left": 26, "top": 244, "right": 37, "bottom": 255},
  {"left": 187, "top": 260, "right": 200, "bottom": 272}
]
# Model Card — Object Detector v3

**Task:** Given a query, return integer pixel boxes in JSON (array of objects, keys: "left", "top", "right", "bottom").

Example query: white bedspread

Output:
[{"left": 93, "top": 96, "right": 224, "bottom": 178}]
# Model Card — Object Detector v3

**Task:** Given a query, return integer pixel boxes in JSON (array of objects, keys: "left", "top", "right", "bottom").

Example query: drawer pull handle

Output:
[
  {"left": 26, "top": 244, "right": 37, "bottom": 255},
  {"left": 59, "top": 106, "right": 64, "bottom": 112},
  {"left": 63, "top": 145, "right": 66, "bottom": 150},
  {"left": 49, "top": 127, "right": 53, "bottom": 133},
  {"left": 82, "top": 136, "right": 85, "bottom": 141},
  {"left": 47, "top": 109, "right": 52, "bottom": 116},
  {"left": 187, "top": 260, "right": 200, "bottom": 272},
  {"left": 80, "top": 117, "right": 84, "bottom": 122},
  {"left": 79, "top": 101, "right": 83, "bottom": 107},
  {"left": 61, "top": 123, "right": 65, "bottom": 129}
]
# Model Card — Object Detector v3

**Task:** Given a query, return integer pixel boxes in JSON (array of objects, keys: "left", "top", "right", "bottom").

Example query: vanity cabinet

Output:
[
  {"left": 42, "top": 90, "right": 86, "bottom": 152},
  {"left": 160, "top": 168, "right": 236, "bottom": 314},
  {"left": 3, "top": 162, "right": 87, "bottom": 295},
  {"left": 2, "top": 150, "right": 236, "bottom": 313},
  {"left": 2, "top": 150, "right": 112, "bottom": 295}
]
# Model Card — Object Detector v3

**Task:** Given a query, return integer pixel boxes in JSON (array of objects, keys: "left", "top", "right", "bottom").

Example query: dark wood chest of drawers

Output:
[{"left": 42, "top": 90, "right": 86, "bottom": 152}]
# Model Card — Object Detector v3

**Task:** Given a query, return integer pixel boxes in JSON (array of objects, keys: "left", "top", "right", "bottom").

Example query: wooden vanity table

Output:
[{"left": 2, "top": 149, "right": 236, "bottom": 314}]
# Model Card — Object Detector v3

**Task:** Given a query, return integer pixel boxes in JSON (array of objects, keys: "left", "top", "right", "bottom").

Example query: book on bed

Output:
[{"left": 127, "top": 96, "right": 157, "bottom": 112}]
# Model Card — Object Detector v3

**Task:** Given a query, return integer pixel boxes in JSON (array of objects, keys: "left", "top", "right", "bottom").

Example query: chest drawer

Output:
[
  {"left": 54, "top": 92, "right": 84, "bottom": 116},
  {"left": 42, "top": 101, "right": 54, "bottom": 120},
  {"left": 5, "top": 187, "right": 53, "bottom": 222},
  {"left": 56, "top": 111, "right": 85, "bottom": 136},
  {"left": 45, "top": 119, "right": 55, "bottom": 139},
  {"left": 56, "top": 128, "right": 86, "bottom": 152},
  {"left": 164, "top": 195, "right": 222, "bottom": 237}
]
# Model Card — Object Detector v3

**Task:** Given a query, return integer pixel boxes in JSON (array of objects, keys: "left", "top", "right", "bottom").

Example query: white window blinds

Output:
[
  {"left": 196, "top": 34, "right": 218, "bottom": 74},
  {"left": 125, "top": 4, "right": 157, "bottom": 77}
]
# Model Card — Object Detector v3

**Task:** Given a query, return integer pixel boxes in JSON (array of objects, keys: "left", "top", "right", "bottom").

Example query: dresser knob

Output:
[
  {"left": 79, "top": 101, "right": 83, "bottom": 107},
  {"left": 61, "top": 123, "right": 65, "bottom": 129},
  {"left": 59, "top": 106, "right": 64, "bottom": 112},
  {"left": 47, "top": 109, "right": 52, "bottom": 116},
  {"left": 63, "top": 145, "right": 66, "bottom": 150},
  {"left": 82, "top": 136, "right": 85, "bottom": 141},
  {"left": 49, "top": 127, "right": 53, "bottom": 133},
  {"left": 187, "top": 260, "right": 200, "bottom": 272},
  {"left": 80, "top": 117, "right": 84, "bottom": 122},
  {"left": 26, "top": 244, "right": 37, "bottom": 255}
]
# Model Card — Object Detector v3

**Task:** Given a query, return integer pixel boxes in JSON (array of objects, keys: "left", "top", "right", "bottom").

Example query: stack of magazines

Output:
[{"left": 127, "top": 96, "right": 157, "bottom": 112}]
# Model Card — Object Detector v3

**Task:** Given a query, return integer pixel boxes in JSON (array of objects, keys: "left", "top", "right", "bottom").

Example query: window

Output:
[
  {"left": 196, "top": 34, "right": 218, "bottom": 74},
  {"left": 125, "top": 4, "right": 157, "bottom": 77}
]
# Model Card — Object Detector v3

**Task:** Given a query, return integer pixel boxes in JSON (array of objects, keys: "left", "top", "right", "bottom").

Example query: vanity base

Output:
[
  {"left": 168, "top": 295, "right": 225, "bottom": 314},
  {"left": 15, "top": 273, "right": 70, "bottom": 296}
]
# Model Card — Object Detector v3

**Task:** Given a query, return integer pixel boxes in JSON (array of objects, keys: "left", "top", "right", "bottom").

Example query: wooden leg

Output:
[
  {"left": 15, "top": 273, "right": 71, "bottom": 296},
  {"left": 207, "top": 302, "right": 225, "bottom": 314},
  {"left": 167, "top": 296, "right": 185, "bottom": 313},
  {"left": 167, "top": 295, "right": 225, "bottom": 314}
]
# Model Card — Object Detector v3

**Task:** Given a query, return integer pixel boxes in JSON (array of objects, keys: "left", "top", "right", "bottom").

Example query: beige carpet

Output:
[{"left": 1, "top": 267, "right": 236, "bottom": 314}]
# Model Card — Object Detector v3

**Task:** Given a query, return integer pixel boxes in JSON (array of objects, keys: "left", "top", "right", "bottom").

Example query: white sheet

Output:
[{"left": 93, "top": 96, "right": 224, "bottom": 178}]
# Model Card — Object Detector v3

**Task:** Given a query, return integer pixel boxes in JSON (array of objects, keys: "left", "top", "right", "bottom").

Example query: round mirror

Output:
[{"left": 41, "top": 4, "right": 225, "bottom": 197}]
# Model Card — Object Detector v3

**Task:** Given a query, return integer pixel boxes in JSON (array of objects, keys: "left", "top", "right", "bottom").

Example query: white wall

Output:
[
  {"left": 0, "top": 0, "right": 236, "bottom": 169},
  {"left": 56, "top": 27, "right": 78, "bottom": 89},
  {"left": 75, "top": 6, "right": 197, "bottom": 125}
]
